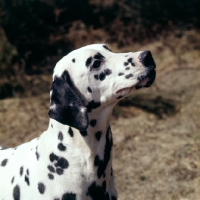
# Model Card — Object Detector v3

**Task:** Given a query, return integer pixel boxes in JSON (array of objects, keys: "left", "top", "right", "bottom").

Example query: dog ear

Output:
[{"left": 48, "top": 70, "right": 89, "bottom": 130}]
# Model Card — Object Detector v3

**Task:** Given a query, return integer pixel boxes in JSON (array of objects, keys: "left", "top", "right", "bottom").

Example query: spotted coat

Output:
[{"left": 0, "top": 44, "right": 156, "bottom": 200}]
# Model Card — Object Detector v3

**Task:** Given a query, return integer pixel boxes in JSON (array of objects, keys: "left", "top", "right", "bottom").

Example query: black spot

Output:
[
  {"left": 86, "top": 57, "right": 92, "bottom": 67},
  {"left": 117, "top": 95, "right": 123, "bottom": 99},
  {"left": 95, "top": 131, "right": 102, "bottom": 141},
  {"left": 87, "top": 100, "right": 101, "bottom": 112},
  {"left": 47, "top": 165, "right": 55, "bottom": 173},
  {"left": 51, "top": 123, "right": 53, "bottom": 128},
  {"left": 11, "top": 176, "right": 15, "bottom": 184},
  {"left": 111, "top": 167, "right": 113, "bottom": 176},
  {"left": 118, "top": 72, "right": 124, "bottom": 76},
  {"left": 68, "top": 127, "right": 73, "bottom": 137},
  {"left": 105, "top": 69, "right": 112, "bottom": 76},
  {"left": 126, "top": 57, "right": 135, "bottom": 67},
  {"left": 94, "top": 52, "right": 105, "bottom": 60},
  {"left": 58, "top": 143, "right": 66, "bottom": 151},
  {"left": 87, "top": 87, "right": 92, "bottom": 93},
  {"left": 13, "top": 185, "right": 20, "bottom": 200},
  {"left": 26, "top": 169, "right": 29, "bottom": 175},
  {"left": 20, "top": 166, "right": 23, "bottom": 176},
  {"left": 111, "top": 196, "right": 117, "bottom": 200},
  {"left": 94, "top": 155, "right": 100, "bottom": 166},
  {"left": 94, "top": 74, "right": 99, "bottom": 80},
  {"left": 103, "top": 45, "right": 112, "bottom": 52},
  {"left": 58, "top": 131, "right": 63, "bottom": 141},
  {"left": 48, "top": 173, "right": 54, "bottom": 180},
  {"left": 125, "top": 67, "right": 130, "bottom": 70},
  {"left": 90, "top": 119, "right": 97, "bottom": 127},
  {"left": 25, "top": 175, "right": 30, "bottom": 186},
  {"left": 38, "top": 182, "right": 45, "bottom": 194},
  {"left": 55, "top": 157, "right": 69, "bottom": 169},
  {"left": 14, "top": 147, "right": 17, "bottom": 150},
  {"left": 125, "top": 74, "right": 133, "bottom": 79},
  {"left": 56, "top": 168, "right": 64, "bottom": 175},
  {"left": 102, "top": 181, "right": 106, "bottom": 191},
  {"left": 1, "top": 158, "right": 8, "bottom": 166},
  {"left": 127, "top": 58, "right": 133, "bottom": 63},
  {"left": 79, "top": 130, "right": 87, "bottom": 136},
  {"left": 62, "top": 192, "right": 76, "bottom": 200},
  {"left": 94, "top": 126, "right": 113, "bottom": 178},
  {"left": 99, "top": 73, "right": 106, "bottom": 81},
  {"left": 72, "top": 58, "right": 75, "bottom": 63},
  {"left": 131, "top": 62, "right": 135, "bottom": 66},
  {"left": 36, "top": 151, "right": 39, "bottom": 160},
  {"left": 50, "top": 153, "right": 59, "bottom": 162},
  {"left": 124, "top": 62, "right": 128, "bottom": 66},
  {"left": 95, "top": 69, "right": 112, "bottom": 81},
  {"left": 105, "top": 192, "right": 110, "bottom": 200},
  {"left": 92, "top": 60, "right": 102, "bottom": 69},
  {"left": 87, "top": 181, "right": 107, "bottom": 199}
]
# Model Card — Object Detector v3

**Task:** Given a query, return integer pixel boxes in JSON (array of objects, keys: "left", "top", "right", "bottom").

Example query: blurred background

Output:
[{"left": 0, "top": 0, "right": 199, "bottom": 199}]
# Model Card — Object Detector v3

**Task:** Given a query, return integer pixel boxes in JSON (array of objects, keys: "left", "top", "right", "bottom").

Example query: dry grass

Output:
[
  {"left": 0, "top": 30, "right": 200, "bottom": 200},
  {"left": 112, "top": 29, "right": 200, "bottom": 200}
]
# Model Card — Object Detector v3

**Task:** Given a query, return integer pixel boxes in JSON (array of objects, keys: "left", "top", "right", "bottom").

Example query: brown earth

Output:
[{"left": 0, "top": 30, "right": 200, "bottom": 200}]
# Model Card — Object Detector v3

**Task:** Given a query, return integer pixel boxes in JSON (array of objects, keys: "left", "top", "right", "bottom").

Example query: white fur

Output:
[{"left": 0, "top": 44, "right": 155, "bottom": 200}]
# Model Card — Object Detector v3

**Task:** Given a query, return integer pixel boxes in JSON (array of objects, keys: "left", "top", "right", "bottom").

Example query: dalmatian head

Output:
[{"left": 49, "top": 44, "right": 156, "bottom": 130}]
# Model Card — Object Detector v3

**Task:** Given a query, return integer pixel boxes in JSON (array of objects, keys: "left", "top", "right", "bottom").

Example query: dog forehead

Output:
[
  {"left": 52, "top": 53, "right": 90, "bottom": 79},
  {"left": 53, "top": 44, "right": 113, "bottom": 78}
]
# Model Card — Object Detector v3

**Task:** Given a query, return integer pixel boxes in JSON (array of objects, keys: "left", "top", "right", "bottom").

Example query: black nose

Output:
[{"left": 139, "top": 51, "right": 156, "bottom": 68}]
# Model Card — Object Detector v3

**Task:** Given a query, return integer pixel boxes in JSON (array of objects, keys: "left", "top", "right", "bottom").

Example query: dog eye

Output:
[{"left": 92, "top": 60, "right": 101, "bottom": 69}]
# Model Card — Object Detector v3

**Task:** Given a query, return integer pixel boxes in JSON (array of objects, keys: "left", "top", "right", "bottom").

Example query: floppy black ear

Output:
[{"left": 48, "top": 70, "right": 89, "bottom": 130}]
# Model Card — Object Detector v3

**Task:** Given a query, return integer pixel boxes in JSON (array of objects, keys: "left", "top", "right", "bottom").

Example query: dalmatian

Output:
[{"left": 0, "top": 44, "right": 156, "bottom": 200}]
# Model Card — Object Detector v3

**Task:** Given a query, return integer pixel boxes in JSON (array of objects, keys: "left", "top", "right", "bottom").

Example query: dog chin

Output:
[
  {"left": 115, "top": 87, "right": 132, "bottom": 97},
  {"left": 115, "top": 79, "right": 149, "bottom": 97}
]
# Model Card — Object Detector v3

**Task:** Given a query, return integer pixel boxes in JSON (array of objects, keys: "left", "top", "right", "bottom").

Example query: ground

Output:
[{"left": 0, "top": 30, "right": 199, "bottom": 200}]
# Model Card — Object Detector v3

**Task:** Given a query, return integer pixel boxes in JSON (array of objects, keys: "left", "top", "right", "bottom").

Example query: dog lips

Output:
[{"left": 116, "top": 87, "right": 131, "bottom": 96}]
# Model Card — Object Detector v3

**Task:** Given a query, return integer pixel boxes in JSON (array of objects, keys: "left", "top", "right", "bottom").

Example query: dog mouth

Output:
[
  {"left": 116, "top": 87, "right": 132, "bottom": 97},
  {"left": 135, "top": 70, "right": 156, "bottom": 89},
  {"left": 116, "top": 70, "right": 156, "bottom": 96}
]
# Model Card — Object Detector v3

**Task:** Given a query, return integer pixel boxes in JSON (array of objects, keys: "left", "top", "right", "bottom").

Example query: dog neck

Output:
[
  {"left": 40, "top": 104, "right": 116, "bottom": 191},
  {"left": 47, "top": 103, "right": 115, "bottom": 152}
]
